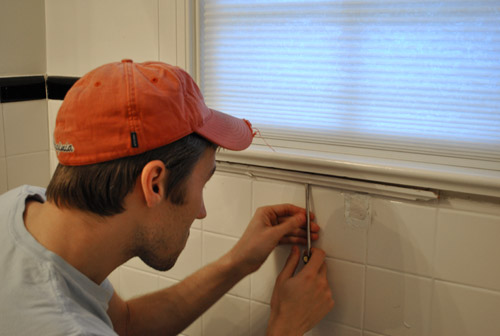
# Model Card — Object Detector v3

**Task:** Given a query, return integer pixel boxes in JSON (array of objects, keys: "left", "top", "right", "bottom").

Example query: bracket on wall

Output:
[{"left": 216, "top": 161, "right": 439, "bottom": 202}]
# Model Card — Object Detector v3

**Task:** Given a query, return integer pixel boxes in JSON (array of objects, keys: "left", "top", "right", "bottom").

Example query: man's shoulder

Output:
[
  {"left": 0, "top": 185, "right": 46, "bottom": 206},
  {"left": 0, "top": 276, "right": 117, "bottom": 336},
  {"left": 0, "top": 304, "right": 118, "bottom": 336}
]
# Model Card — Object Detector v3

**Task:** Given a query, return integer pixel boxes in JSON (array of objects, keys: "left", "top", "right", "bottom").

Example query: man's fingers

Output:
[
  {"left": 280, "top": 224, "right": 320, "bottom": 238},
  {"left": 276, "top": 212, "right": 317, "bottom": 226},
  {"left": 309, "top": 221, "right": 320, "bottom": 233},
  {"left": 279, "top": 236, "right": 307, "bottom": 245},
  {"left": 272, "top": 211, "right": 306, "bottom": 238},
  {"left": 276, "top": 218, "right": 320, "bottom": 246},
  {"left": 275, "top": 246, "right": 300, "bottom": 285},
  {"left": 266, "top": 204, "right": 305, "bottom": 219},
  {"left": 319, "top": 259, "right": 328, "bottom": 277},
  {"left": 302, "top": 248, "right": 326, "bottom": 273},
  {"left": 278, "top": 233, "right": 319, "bottom": 245}
]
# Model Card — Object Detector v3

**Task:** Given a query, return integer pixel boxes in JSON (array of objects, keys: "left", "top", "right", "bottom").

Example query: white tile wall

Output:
[
  {"left": 364, "top": 267, "right": 432, "bottom": 336},
  {"left": 192, "top": 218, "right": 202, "bottom": 230},
  {"left": 203, "top": 294, "right": 251, "bottom": 336},
  {"left": 203, "top": 232, "right": 250, "bottom": 298},
  {"left": 203, "top": 173, "right": 252, "bottom": 238},
  {"left": 363, "top": 331, "right": 386, "bottom": 336},
  {"left": 0, "top": 105, "right": 6, "bottom": 194},
  {"left": 324, "top": 259, "right": 365, "bottom": 328},
  {"left": 250, "top": 300, "right": 270, "bottom": 336},
  {"left": 49, "top": 146, "right": 59, "bottom": 177},
  {"left": 107, "top": 268, "right": 121, "bottom": 292},
  {"left": 367, "top": 199, "right": 437, "bottom": 277},
  {"left": 163, "top": 228, "right": 203, "bottom": 281},
  {"left": 47, "top": 100, "right": 60, "bottom": 176},
  {"left": 120, "top": 267, "right": 159, "bottom": 300},
  {"left": 0, "top": 104, "right": 5, "bottom": 157},
  {"left": 435, "top": 209, "right": 500, "bottom": 291},
  {"left": 122, "top": 227, "right": 203, "bottom": 282},
  {"left": 0, "top": 158, "right": 7, "bottom": 194},
  {"left": 3, "top": 100, "right": 49, "bottom": 156},
  {"left": 250, "top": 245, "right": 291, "bottom": 304},
  {"left": 6, "top": 151, "right": 50, "bottom": 189},
  {"left": 125, "top": 256, "right": 158, "bottom": 274},
  {"left": 252, "top": 179, "right": 306, "bottom": 210},
  {"left": 308, "top": 320, "right": 362, "bottom": 336},
  {"left": 430, "top": 281, "right": 500, "bottom": 336},
  {"left": 0, "top": 100, "right": 50, "bottom": 189},
  {"left": 47, "top": 100, "right": 62, "bottom": 152},
  {"left": 313, "top": 186, "right": 367, "bottom": 263}
]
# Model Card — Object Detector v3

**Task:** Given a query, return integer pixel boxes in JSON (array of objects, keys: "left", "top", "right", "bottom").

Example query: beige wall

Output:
[
  {"left": 0, "top": 0, "right": 46, "bottom": 76},
  {"left": 0, "top": 0, "right": 49, "bottom": 192},
  {"left": 2, "top": 1, "right": 500, "bottom": 335}
]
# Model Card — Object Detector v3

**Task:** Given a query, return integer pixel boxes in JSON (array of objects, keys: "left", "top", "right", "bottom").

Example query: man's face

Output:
[{"left": 137, "top": 147, "right": 216, "bottom": 271}]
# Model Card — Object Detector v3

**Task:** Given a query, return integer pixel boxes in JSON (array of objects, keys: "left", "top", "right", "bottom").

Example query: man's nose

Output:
[{"left": 197, "top": 201, "right": 207, "bottom": 219}]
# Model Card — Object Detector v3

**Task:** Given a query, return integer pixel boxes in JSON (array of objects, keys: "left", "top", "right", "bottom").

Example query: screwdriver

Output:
[{"left": 303, "top": 184, "right": 311, "bottom": 264}]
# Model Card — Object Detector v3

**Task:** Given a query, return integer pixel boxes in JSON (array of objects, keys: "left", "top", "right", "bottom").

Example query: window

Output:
[{"left": 198, "top": 0, "right": 500, "bottom": 192}]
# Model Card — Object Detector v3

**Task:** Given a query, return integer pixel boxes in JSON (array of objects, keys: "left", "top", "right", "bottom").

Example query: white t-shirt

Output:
[{"left": 0, "top": 185, "right": 117, "bottom": 335}]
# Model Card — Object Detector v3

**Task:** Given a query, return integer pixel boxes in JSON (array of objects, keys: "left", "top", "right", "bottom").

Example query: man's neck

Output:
[{"left": 23, "top": 200, "right": 134, "bottom": 284}]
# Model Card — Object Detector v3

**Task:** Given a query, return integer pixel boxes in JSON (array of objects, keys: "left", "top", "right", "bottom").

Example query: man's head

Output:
[
  {"left": 46, "top": 133, "right": 216, "bottom": 216},
  {"left": 46, "top": 60, "right": 253, "bottom": 216}
]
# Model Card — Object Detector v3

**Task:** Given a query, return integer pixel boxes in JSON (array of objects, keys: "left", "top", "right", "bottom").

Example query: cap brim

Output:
[{"left": 195, "top": 109, "right": 254, "bottom": 151}]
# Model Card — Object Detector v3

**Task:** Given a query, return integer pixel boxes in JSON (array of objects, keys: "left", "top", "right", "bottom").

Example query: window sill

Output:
[{"left": 216, "top": 144, "right": 500, "bottom": 199}]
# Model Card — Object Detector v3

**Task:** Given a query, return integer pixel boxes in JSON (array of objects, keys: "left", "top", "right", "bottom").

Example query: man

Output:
[{"left": 0, "top": 60, "right": 333, "bottom": 335}]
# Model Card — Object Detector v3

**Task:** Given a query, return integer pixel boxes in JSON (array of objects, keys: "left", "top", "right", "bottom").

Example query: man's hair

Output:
[{"left": 46, "top": 134, "right": 217, "bottom": 216}]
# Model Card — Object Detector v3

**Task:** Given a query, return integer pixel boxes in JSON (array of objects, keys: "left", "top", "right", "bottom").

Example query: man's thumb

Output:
[{"left": 275, "top": 246, "right": 300, "bottom": 285}]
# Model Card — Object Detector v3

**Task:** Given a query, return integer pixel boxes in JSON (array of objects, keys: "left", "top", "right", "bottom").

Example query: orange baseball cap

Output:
[{"left": 54, "top": 59, "right": 254, "bottom": 166}]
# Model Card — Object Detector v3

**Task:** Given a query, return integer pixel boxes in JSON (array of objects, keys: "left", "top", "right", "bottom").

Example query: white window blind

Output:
[{"left": 199, "top": 0, "right": 500, "bottom": 171}]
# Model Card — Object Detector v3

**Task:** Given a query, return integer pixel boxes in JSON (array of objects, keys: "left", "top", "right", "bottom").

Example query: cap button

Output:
[{"left": 121, "top": 59, "right": 133, "bottom": 63}]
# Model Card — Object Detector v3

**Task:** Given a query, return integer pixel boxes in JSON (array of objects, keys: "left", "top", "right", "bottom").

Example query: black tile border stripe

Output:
[
  {"left": 0, "top": 75, "right": 80, "bottom": 103},
  {"left": 47, "top": 76, "right": 80, "bottom": 100},
  {"left": 0, "top": 76, "right": 46, "bottom": 103}
]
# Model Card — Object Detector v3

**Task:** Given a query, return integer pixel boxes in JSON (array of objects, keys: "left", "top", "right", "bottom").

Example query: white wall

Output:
[
  {"left": 0, "top": 0, "right": 46, "bottom": 76},
  {"left": 5, "top": 0, "right": 500, "bottom": 335},
  {"left": 0, "top": 0, "right": 50, "bottom": 192}
]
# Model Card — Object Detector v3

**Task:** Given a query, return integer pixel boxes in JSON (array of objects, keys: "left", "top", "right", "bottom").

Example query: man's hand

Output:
[
  {"left": 112, "top": 204, "right": 324, "bottom": 336},
  {"left": 267, "top": 247, "right": 334, "bottom": 336},
  {"left": 227, "top": 204, "right": 320, "bottom": 275}
]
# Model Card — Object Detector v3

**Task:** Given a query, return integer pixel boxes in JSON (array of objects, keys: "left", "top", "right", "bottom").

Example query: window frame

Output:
[{"left": 193, "top": 0, "right": 500, "bottom": 198}]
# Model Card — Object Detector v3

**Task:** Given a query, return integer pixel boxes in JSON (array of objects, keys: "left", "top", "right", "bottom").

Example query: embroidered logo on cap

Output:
[{"left": 54, "top": 142, "right": 75, "bottom": 153}]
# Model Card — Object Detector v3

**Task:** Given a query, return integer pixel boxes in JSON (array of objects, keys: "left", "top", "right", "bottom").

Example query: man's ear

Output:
[{"left": 140, "top": 160, "right": 168, "bottom": 207}]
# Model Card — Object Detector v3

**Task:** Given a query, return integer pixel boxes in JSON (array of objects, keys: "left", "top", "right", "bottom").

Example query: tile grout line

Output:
[
  {"left": 249, "top": 177, "right": 255, "bottom": 335},
  {"left": 360, "top": 193, "right": 371, "bottom": 333},
  {"left": 0, "top": 104, "right": 8, "bottom": 190},
  {"left": 157, "top": 0, "right": 161, "bottom": 62},
  {"left": 200, "top": 218, "right": 205, "bottom": 333},
  {"left": 427, "top": 205, "right": 441, "bottom": 336},
  {"left": 432, "top": 278, "right": 500, "bottom": 296}
]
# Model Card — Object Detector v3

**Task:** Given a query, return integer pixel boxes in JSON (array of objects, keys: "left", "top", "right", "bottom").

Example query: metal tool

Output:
[{"left": 303, "top": 184, "right": 311, "bottom": 264}]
